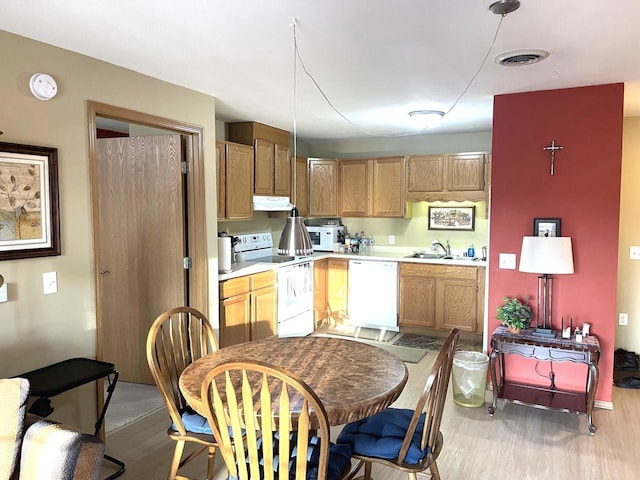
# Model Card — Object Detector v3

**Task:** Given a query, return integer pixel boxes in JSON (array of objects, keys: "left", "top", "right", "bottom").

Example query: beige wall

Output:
[
  {"left": 0, "top": 31, "right": 217, "bottom": 430},
  {"left": 617, "top": 117, "right": 640, "bottom": 352}
]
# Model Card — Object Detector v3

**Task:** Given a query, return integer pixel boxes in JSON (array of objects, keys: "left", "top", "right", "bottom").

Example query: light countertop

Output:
[{"left": 218, "top": 247, "right": 486, "bottom": 281}]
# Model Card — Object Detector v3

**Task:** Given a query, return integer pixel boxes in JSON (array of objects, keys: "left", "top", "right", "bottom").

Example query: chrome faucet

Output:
[{"left": 432, "top": 240, "right": 451, "bottom": 256}]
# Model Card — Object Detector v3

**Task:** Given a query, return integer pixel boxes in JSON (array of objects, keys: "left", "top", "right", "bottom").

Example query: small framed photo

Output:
[
  {"left": 428, "top": 206, "right": 475, "bottom": 231},
  {"left": 533, "top": 218, "right": 561, "bottom": 237}
]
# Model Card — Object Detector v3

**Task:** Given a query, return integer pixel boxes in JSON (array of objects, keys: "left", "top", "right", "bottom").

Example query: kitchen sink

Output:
[{"left": 404, "top": 253, "right": 454, "bottom": 259}]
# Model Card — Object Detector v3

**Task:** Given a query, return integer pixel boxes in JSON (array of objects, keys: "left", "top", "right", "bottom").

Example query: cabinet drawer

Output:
[
  {"left": 220, "top": 276, "right": 251, "bottom": 298},
  {"left": 251, "top": 270, "right": 276, "bottom": 290},
  {"left": 400, "top": 262, "right": 477, "bottom": 280}
]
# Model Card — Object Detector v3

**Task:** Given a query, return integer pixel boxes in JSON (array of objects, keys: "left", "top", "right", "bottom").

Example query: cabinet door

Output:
[
  {"left": 437, "top": 278, "right": 478, "bottom": 332},
  {"left": 339, "top": 159, "right": 369, "bottom": 217},
  {"left": 372, "top": 157, "right": 405, "bottom": 217},
  {"left": 219, "top": 293, "right": 251, "bottom": 347},
  {"left": 399, "top": 275, "right": 437, "bottom": 328},
  {"left": 226, "top": 143, "right": 254, "bottom": 220},
  {"left": 313, "top": 258, "right": 328, "bottom": 325},
  {"left": 446, "top": 153, "right": 485, "bottom": 191},
  {"left": 294, "top": 156, "right": 309, "bottom": 217},
  {"left": 309, "top": 159, "right": 339, "bottom": 217},
  {"left": 274, "top": 144, "right": 291, "bottom": 196},
  {"left": 407, "top": 155, "right": 444, "bottom": 192},
  {"left": 327, "top": 258, "right": 349, "bottom": 323},
  {"left": 254, "top": 139, "right": 275, "bottom": 195},
  {"left": 251, "top": 285, "right": 277, "bottom": 341},
  {"left": 216, "top": 141, "right": 226, "bottom": 220}
]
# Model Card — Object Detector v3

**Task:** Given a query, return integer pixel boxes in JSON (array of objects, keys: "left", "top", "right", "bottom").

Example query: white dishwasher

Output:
[{"left": 348, "top": 260, "right": 399, "bottom": 331}]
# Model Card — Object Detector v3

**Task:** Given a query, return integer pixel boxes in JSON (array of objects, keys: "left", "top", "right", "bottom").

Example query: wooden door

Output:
[
  {"left": 313, "top": 259, "right": 328, "bottom": 325},
  {"left": 96, "top": 135, "right": 186, "bottom": 383},
  {"left": 327, "top": 258, "right": 349, "bottom": 324},
  {"left": 339, "top": 159, "right": 369, "bottom": 217},
  {"left": 406, "top": 155, "right": 444, "bottom": 193},
  {"left": 220, "top": 293, "right": 251, "bottom": 347},
  {"left": 437, "top": 278, "right": 478, "bottom": 332},
  {"left": 251, "top": 285, "right": 277, "bottom": 341},
  {"left": 399, "top": 275, "right": 437, "bottom": 328},
  {"left": 446, "top": 153, "right": 485, "bottom": 191}
]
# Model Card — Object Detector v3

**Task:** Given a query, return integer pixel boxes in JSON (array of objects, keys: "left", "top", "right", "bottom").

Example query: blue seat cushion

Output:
[
  {"left": 337, "top": 408, "right": 428, "bottom": 465},
  {"left": 231, "top": 432, "right": 352, "bottom": 480},
  {"left": 176, "top": 408, "right": 213, "bottom": 434}
]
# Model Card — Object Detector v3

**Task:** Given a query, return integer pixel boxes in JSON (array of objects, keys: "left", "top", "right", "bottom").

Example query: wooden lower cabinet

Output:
[
  {"left": 219, "top": 270, "right": 277, "bottom": 347},
  {"left": 327, "top": 258, "right": 349, "bottom": 323},
  {"left": 313, "top": 258, "right": 328, "bottom": 325},
  {"left": 399, "top": 263, "right": 483, "bottom": 333}
]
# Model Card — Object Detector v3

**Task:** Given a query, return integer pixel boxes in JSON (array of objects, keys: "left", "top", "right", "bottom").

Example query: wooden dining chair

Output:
[
  {"left": 337, "top": 328, "right": 461, "bottom": 480},
  {"left": 200, "top": 359, "right": 353, "bottom": 480},
  {"left": 146, "top": 306, "right": 219, "bottom": 480}
]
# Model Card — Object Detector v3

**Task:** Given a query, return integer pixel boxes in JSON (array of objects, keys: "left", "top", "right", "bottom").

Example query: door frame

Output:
[{"left": 87, "top": 101, "right": 208, "bottom": 363}]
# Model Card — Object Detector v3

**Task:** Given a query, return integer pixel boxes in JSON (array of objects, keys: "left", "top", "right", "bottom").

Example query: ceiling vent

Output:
[{"left": 495, "top": 50, "right": 550, "bottom": 66}]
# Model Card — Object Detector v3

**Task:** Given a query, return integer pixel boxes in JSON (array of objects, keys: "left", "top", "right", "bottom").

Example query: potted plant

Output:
[{"left": 496, "top": 296, "right": 533, "bottom": 334}]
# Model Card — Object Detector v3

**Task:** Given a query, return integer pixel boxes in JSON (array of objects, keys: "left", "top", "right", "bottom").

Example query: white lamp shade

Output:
[{"left": 519, "top": 236, "right": 574, "bottom": 274}]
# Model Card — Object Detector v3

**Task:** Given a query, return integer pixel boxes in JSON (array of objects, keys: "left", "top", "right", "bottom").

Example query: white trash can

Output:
[{"left": 452, "top": 351, "right": 489, "bottom": 407}]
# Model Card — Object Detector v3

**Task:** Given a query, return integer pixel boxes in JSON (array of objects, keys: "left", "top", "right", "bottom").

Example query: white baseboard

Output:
[{"left": 595, "top": 400, "right": 613, "bottom": 410}]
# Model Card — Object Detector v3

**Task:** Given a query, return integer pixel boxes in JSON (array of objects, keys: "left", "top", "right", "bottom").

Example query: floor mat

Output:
[
  {"left": 314, "top": 333, "right": 427, "bottom": 363},
  {"left": 393, "top": 333, "right": 483, "bottom": 352},
  {"left": 319, "top": 324, "right": 399, "bottom": 342}
]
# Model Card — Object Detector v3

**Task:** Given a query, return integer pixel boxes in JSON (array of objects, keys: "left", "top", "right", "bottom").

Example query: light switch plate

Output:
[
  {"left": 630, "top": 246, "right": 640, "bottom": 260},
  {"left": 499, "top": 253, "right": 516, "bottom": 269},
  {"left": 43, "top": 271, "right": 57, "bottom": 295},
  {"left": 0, "top": 283, "right": 7, "bottom": 302}
]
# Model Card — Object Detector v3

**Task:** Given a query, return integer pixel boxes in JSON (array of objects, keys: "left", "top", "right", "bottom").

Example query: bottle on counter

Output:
[{"left": 467, "top": 243, "right": 475, "bottom": 258}]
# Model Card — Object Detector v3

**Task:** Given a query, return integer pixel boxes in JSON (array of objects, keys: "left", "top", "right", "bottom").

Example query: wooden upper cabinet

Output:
[
  {"left": 372, "top": 157, "right": 406, "bottom": 217},
  {"left": 294, "top": 156, "right": 309, "bottom": 217},
  {"left": 254, "top": 139, "right": 275, "bottom": 195},
  {"left": 406, "top": 155, "right": 444, "bottom": 193},
  {"left": 217, "top": 141, "right": 254, "bottom": 220},
  {"left": 216, "top": 141, "right": 226, "bottom": 220},
  {"left": 446, "top": 153, "right": 485, "bottom": 191},
  {"left": 406, "top": 152, "right": 487, "bottom": 203},
  {"left": 339, "top": 156, "right": 406, "bottom": 218},
  {"left": 339, "top": 159, "right": 369, "bottom": 217},
  {"left": 309, "top": 159, "right": 339, "bottom": 217},
  {"left": 274, "top": 144, "right": 291, "bottom": 196},
  {"left": 228, "top": 121, "right": 291, "bottom": 197}
]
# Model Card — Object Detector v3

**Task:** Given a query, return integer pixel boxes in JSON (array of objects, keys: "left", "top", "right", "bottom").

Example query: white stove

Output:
[{"left": 233, "top": 232, "right": 315, "bottom": 337}]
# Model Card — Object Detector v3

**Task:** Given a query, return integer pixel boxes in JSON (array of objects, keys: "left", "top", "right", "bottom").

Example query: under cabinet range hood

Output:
[{"left": 253, "top": 196, "right": 295, "bottom": 211}]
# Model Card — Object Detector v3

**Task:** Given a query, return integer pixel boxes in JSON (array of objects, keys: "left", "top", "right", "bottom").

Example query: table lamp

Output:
[{"left": 519, "top": 236, "right": 574, "bottom": 337}]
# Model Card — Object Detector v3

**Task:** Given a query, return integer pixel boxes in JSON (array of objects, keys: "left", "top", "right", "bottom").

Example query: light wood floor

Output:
[{"left": 103, "top": 351, "right": 640, "bottom": 479}]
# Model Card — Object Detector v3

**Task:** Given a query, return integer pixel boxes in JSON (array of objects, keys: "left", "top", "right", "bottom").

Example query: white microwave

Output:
[{"left": 306, "top": 225, "right": 345, "bottom": 251}]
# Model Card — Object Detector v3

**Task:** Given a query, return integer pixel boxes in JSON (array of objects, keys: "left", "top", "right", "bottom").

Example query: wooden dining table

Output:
[{"left": 179, "top": 335, "right": 408, "bottom": 426}]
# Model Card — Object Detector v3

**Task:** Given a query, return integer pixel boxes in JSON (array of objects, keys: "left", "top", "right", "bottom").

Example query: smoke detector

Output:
[{"left": 495, "top": 50, "right": 550, "bottom": 66}]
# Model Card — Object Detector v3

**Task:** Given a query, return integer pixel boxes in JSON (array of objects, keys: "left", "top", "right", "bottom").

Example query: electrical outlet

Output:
[
  {"left": 388, "top": 235, "right": 395, "bottom": 245},
  {"left": 619, "top": 313, "right": 628, "bottom": 326},
  {"left": 630, "top": 246, "right": 640, "bottom": 260},
  {"left": 498, "top": 253, "right": 516, "bottom": 269}
]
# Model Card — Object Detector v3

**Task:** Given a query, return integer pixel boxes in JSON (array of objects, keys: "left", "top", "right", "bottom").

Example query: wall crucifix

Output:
[{"left": 543, "top": 140, "right": 563, "bottom": 175}]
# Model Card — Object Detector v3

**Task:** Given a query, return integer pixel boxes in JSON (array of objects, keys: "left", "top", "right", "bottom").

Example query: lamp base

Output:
[{"left": 532, "top": 327, "right": 556, "bottom": 337}]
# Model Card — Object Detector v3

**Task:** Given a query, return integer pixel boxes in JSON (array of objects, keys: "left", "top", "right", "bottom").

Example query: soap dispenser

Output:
[{"left": 467, "top": 243, "right": 475, "bottom": 258}]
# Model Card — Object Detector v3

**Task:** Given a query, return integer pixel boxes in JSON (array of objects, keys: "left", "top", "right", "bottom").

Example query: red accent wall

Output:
[{"left": 489, "top": 84, "right": 624, "bottom": 402}]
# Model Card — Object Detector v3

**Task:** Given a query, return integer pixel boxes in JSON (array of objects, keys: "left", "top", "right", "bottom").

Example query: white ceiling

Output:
[{"left": 2, "top": 0, "right": 640, "bottom": 143}]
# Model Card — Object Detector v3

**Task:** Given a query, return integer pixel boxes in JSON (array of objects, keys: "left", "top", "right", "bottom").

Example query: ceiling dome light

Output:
[
  {"left": 489, "top": 0, "right": 521, "bottom": 15},
  {"left": 495, "top": 49, "right": 550, "bottom": 66},
  {"left": 408, "top": 110, "right": 445, "bottom": 129}
]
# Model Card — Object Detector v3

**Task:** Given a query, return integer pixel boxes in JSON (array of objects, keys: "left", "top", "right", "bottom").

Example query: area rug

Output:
[
  {"left": 393, "top": 333, "right": 483, "bottom": 352},
  {"left": 105, "top": 381, "right": 165, "bottom": 433}
]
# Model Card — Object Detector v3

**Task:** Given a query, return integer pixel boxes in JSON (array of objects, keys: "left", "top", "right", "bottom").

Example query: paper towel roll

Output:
[{"left": 218, "top": 237, "right": 232, "bottom": 273}]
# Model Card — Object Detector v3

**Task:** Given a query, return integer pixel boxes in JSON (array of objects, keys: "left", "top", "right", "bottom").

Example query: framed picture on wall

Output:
[
  {"left": 428, "top": 206, "right": 475, "bottom": 231},
  {"left": 533, "top": 218, "right": 561, "bottom": 237},
  {"left": 0, "top": 142, "right": 60, "bottom": 260}
]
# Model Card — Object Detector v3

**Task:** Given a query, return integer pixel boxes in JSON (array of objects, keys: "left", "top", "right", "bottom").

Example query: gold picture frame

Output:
[{"left": 0, "top": 142, "right": 60, "bottom": 260}]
